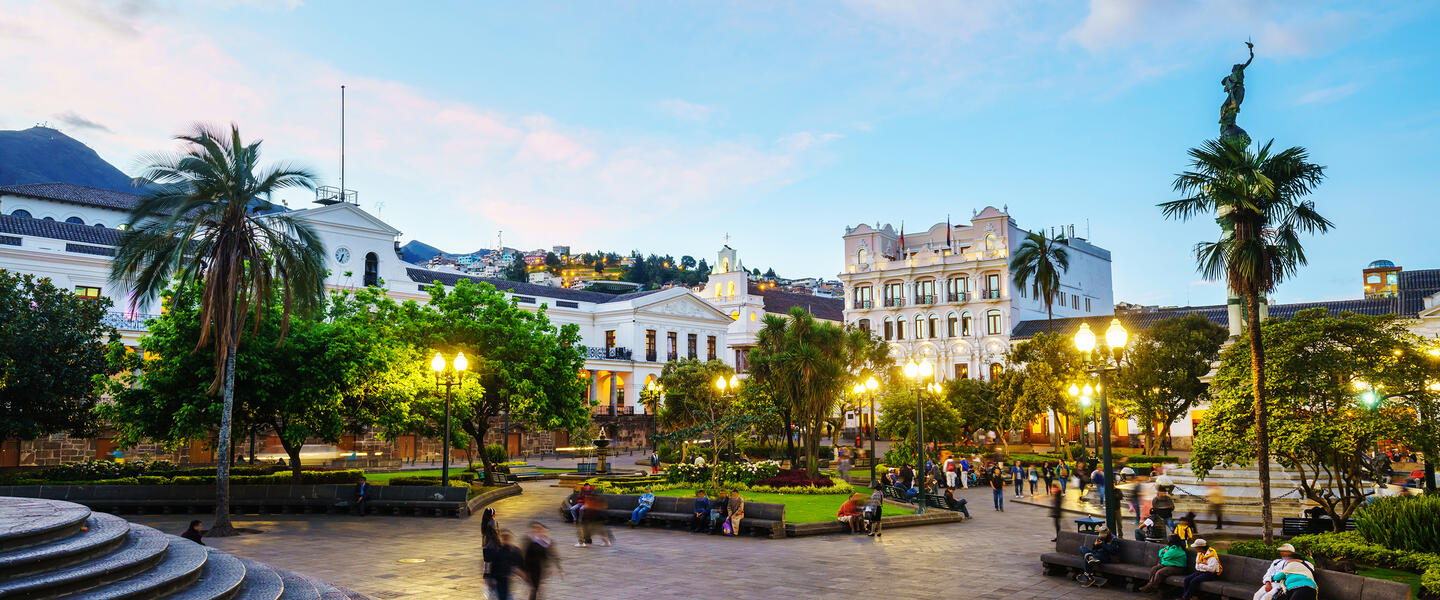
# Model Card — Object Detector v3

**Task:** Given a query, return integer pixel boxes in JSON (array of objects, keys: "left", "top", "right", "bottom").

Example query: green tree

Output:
[
  {"left": 763, "top": 267, "right": 777, "bottom": 279},
  {"left": 1160, "top": 137, "right": 1331, "bottom": 541},
  {"left": 109, "top": 124, "right": 325, "bottom": 535},
  {"left": 1001, "top": 333, "right": 1085, "bottom": 447},
  {"left": 396, "top": 280, "right": 590, "bottom": 483},
  {"left": 1009, "top": 231, "right": 1070, "bottom": 333},
  {"left": 503, "top": 255, "right": 529, "bottom": 282},
  {"left": 1110, "top": 314, "right": 1228, "bottom": 455},
  {"left": 0, "top": 271, "right": 116, "bottom": 443},
  {"left": 945, "top": 378, "right": 1001, "bottom": 441},
  {"left": 544, "top": 252, "right": 562, "bottom": 275},
  {"left": 696, "top": 258, "right": 709, "bottom": 275},
  {"left": 656, "top": 359, "right": 745, "bottom": 482},
  {"left": 878, "top": 387, "right": 965, "bottom": 465},
  {"left": 749, "top": 307, "right": 850, "bottom": 477},
  {"left": 1193, "top": 309, "right": 1412, "bottom": 526},
  {"left": 680, "top": 255, "right": 696, "bottom": 270}
]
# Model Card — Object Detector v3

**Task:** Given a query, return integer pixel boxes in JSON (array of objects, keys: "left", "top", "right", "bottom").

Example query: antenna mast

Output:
[
  {"left": 314, "top": 85, "right": 356, "bottom": 205},
  {"left": 340, "top": 84, "right": 346, "bottom": 195}
]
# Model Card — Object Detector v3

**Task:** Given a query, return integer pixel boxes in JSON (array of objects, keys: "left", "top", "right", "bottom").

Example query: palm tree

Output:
[
  {"left": 1010, "top": 231, "right": 1070, "bottom": 333},
  {"left": 111, "top": 124, "right": 326, "bottom": 536},
  {"left": 750, "top": 307, "right": 849, "bottom": 477},
  {"left": 1159, "top": 137, "right": 1330, "bottom": 543}
]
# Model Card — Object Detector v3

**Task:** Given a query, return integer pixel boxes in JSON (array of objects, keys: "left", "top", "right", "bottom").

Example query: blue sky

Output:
[{"left": 3, "top": 1, "right": 1437, "bottom": 306}]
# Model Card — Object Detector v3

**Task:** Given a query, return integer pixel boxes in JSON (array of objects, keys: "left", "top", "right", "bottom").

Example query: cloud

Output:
[
  {"left": 654, "top": 99, "right": 714, "bottom": 122},
  {"left": 777, "top": 131, "right": 844, "bottom": 152},
  {"left": 1064, "top": 1, "right": 1377, "bottom": 59},
  {"left": 53, "top": 111, "right": 112, "bottom": 133},
  {"left": 1295, "top": 82, "right": 1360, "bottom": 105}
]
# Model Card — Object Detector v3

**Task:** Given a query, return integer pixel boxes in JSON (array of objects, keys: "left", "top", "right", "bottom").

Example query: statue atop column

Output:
[{"left": 1219, "top": 41, "right": 1255, "bottom": 146}]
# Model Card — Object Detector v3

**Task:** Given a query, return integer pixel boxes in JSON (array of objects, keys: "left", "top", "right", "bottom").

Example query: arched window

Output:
[
  {"left": 364, "top": 252, "right": 379, "bottom": 287},
  {"left": 726, "top": 281, "right": 735, "bottom": 296},
  {"left": 927, "top": 314, "right": 938, "bottom": 339},
  {"left": 10, "top": 209, "right": 32, "bottom": 218},
  {"left": 857, "top": 319, "right": 871, "bottom": 334},
  {"left": 986, "top": 309, "right": 1002, "bottom": 335},
  {"left": 883, "top": 317, "right": 894, "bottom": 340},
  {"left": 946, "top": 312, "right": 958, "bottom": 337},
  {"left": 65, "top": 216, "right": 84, "bottom": 225},
  {"left": 914, "top": 315, "right": 923, "bottom": 339},
  {"left": 960, "top": 311, "right": 972, "bottom": 337},
  {"left": 42, "top": 216, "right": 54, "bottom": 222},
  {"left": 857, "top": 248, "right": 869, "bottom": 264},
  {"left": 896, "top": 318, "right": 905, "bottom": 340},
  {"left": 989, "top": 363, "right": 1003, "bottom": 380}
]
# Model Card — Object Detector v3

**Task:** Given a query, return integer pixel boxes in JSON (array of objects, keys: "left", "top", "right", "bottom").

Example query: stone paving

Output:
[{"left": 131, "top": 483, "right": 1157, "bottom": 600}]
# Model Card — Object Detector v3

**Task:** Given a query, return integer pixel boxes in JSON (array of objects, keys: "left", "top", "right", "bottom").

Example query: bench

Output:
[
  {"left": 558, "top": 493, "right": 786, "bottom": 538},
  {"left": 506, "top": 465, "right": 547, "bottom": 481},
  {"left": 1281, "top": 517, "right": 1356, "bottom": 536},
  {"left": 576, "top": 463, "right": 597, "bottom": 475},
  {"left": 1074, "top": 517, "right": 1105, "bottom": 534},
  {"left": 1039, "top": 530, "right": 1412, "bottom": 599},
  {"left": 922, "top": 494, "right": 968, "bottom": 514}
]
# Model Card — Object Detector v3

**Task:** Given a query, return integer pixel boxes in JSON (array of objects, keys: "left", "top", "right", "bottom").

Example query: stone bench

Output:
[
  {"left": 560, "top": 493, "right": 786, "bottom": 538},
  {"left": 1039, "top": 530, "right": 1412, "bottom": 599}
]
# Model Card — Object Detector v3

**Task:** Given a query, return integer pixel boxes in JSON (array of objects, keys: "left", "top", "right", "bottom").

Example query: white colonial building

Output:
[
  {"left": 839, "top": 206, "right": 1114, "bottom": 381},
  {"left": 698, "top": 244, "right": 844, "bottom": 371}
]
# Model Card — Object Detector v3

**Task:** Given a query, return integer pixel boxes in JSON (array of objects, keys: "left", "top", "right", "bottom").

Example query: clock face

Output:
[{"left": 335, "top": 247, "right": 351, "bottom": 264}]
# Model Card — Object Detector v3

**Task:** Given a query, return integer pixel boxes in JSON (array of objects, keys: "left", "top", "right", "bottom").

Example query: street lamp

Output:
[
  {"left": 1073, "top": 319, "right": 1127, "bottom": 533},
  {"left": 903, "top": 359, "right": 935, "bottom": 514},
  {"left": 431, "top": 351, "right": 468, "bottom": 487},
  {"left": 853, "top": 376, "right": 881, "bottom": 488}
]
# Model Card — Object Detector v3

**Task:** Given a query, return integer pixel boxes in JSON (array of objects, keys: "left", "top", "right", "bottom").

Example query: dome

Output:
[{"left": 1367, "top": 259, "right": 1396, "bottom": 269}]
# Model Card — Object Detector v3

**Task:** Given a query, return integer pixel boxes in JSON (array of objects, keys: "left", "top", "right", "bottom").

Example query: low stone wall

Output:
[
  {"left": 785, "top": 509, "right": 963, "bottom": 537},
  {"left": 0, "top": 483, "right": 470, "bottom": 517},
  {"left": 465, "top": 483, "right": 523, "bottom": 514}
]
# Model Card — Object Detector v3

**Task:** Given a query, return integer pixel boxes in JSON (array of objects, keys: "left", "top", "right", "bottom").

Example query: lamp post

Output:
[
  {"left": 1073, "top": 319, "right": 1128, "bottom": 533},
  {"left": 714, "top": 373, "right": 741, "bottom": 467},
  {"left": 903, "top": 359, "right": 936, "bottom": 514},
  {"left": 430, "top": 351, "right": 468, "bottom": 487},
  {"left": 854, "top": 376, "right": 881, "bottom": 488},
  {"left": 1069, "top": 383, "right": 1095, "bottom": 450}
]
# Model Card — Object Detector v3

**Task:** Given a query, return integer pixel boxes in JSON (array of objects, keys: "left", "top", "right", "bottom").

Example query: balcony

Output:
[
  {"left": 646, "top": 350, "right": 657, "bottom": 362},
  {"left": 980, "top": 290, "right": 1002, "bottom": 300},
  {"left": 103, "top": 312, "right": 160, "bottom": 332},
  {"left": 583, "top": 346, "right": 633, "bottom": 361},
  {"left": 914, "top": 294, "right": 935, "bottom": 306},
  {"left": 947, "top": 292, "right": 967, "bottom": 303},
  {"left": 852, "top": 299, "right": 873, "bottom": 309},
  {"left": 883, "top": 298, "right": 905, "bottom": 308}
]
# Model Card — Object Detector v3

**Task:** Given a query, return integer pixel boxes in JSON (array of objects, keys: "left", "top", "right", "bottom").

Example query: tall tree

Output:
[
  {"left": 1110, "top": 314, "right": 1228, "bottom": 454},
  {"left": 679, "top": 255, "right": 697, "bottom": 270},
  {"left": 1001, "top": 333, "right": 1085, "bottom": 448},
  {"left": 748, "top": 307, "right": 849, "bottom": 477},
  {"left": 1160, "top": 137, "right": 1330, "bottom": 541},
  {"left": 945, "top": 378, "right": 1001, "bottom": 442},
  {"left": 0, "top": 271, "right": 116, "bottom": 443},
  {"left": 110, "top": 124, "right": 325, "bottom": 536},
  {"left": 656, "top": 358, "right": 744, "bottom": 481},
  {"left": 544, "top": 252, "right": 562, "bottom": 275},
  {"left": 503, "top": 255, "right": 529, "bottom": 282},
  {"left": 1009, "top": 231, "right": 1070, "bottom": 333}
]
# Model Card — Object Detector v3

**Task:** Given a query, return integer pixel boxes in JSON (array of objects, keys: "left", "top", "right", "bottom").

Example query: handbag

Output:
[{"left": 722, "top": 520, "right": 733, "bottom": 535}]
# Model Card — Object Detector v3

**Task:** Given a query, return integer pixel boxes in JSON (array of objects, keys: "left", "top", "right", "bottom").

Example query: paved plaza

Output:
[{"left": 132, "top": 482, "right": 1158, "bottom": 600}]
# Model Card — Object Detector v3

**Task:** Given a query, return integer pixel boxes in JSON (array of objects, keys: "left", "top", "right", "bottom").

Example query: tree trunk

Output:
[
  {"left": 472, "top": 417, "right": 495, "bottom": 486},
  {"left": 1246, "top": 290, "right": 1273, "bottom": 543},
  {"left": 1046, "top": 301, "right": 1053, "bottom": 334},
  {"left": 282, "top": 439, "right": 303, "bottom": 478},
  {"left": 782, "top": 409, "right": 798, "bottom": 466},
  {"left": 210, "top": 344, "right": 238, "bottom": 536}
]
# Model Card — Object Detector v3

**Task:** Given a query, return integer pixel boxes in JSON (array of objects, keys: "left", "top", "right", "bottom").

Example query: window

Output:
[
  {"left": 1388, "top": 273, "right": 1398, "bottom": 285},
  {"left": 364, "top": 252, "right": 379, "bottom": 287},
  {"left": 604, "top": 330, "right": 616, "bottom": 350},
  {"left": 75, "top": 286, "right": 102, "bottom": 301},
  {"left": 915, "top": 280, "right": 935, "bottom": 304},
  {"left": 858, "top": 319, "right": 871, "bottom": 334},
  {"left": 947, "top": 277, "right": 967, "bottom": 302},
  {"left": 65, "top": 216, "right": 84, "bottom": 225},
  {"left": 1072, "top": 295, "right": 1080, "bottom": 309},
  {"left": 961, "top": 311, "right": 972, "bottom": 336},
  {"left": 707, "top": 336, "right": 717, "bottom": 360},
  {"left": 749, "top": 313, "right": 756, "bottom": 321},
  {"left": 946, "top": 313, "right": 957, "bottom": 337},
  {"left": 986, "top": 309, "right": 1002, "bottom": 335},
  {"left": 1018, "top": 286, "right": 1026, "bottom": 299},
  {"left": 989, "top": 363, "right": 1003, "bottom": 380},
  {"left": 1057, "top": 292, "right": 1066, "bottom": 307},
  {"left": 927, "top": 314, "right": 938, "bottom": 339},
  {"left": 1367, "top": 274, "right": 1381, "bottom": 284},
  {"left": 986, "top": 274, "right": 1000, "bottom": 298},
  {"left": 1085, "top": 297, "right": 1091, "bottom": 312},
  {"left": 857, "top": 248, "right": 868, "bottom": 264},
  {"left": 42, "top": 216, "right": 54, "bottom": 221},
  {"left": 10, "top": 210, "right": 31, "bottom": 219},
  {"left": 896, "top": 318, "right": 905, "bottom": 340},
  {"left": 883, "top": 318, "right": 893, "bottom": 340},
  {"left": 645, "top": 330, "right": 657, "bottom": 361},
  {"left": 914, "top": 316, "right": 923, "bottom": 340},
  {"left": 93, "top": 223, "right": 105, "bottom": 228},
  {"left": 955, "top": 363, "right": 969, "bottom": 379},
  {"left": 726, "top": 281, "right": 736, "bottom": 296},
  {"left": 687, "top": 334, "right": 697, "bottom": 359},
  {"left": 667, "top": 332, "right": 678, "bottom": 360},
  {"left": 853, "top": 286, "right": 873, "bottom": 309},
  {"left": 883, "top": 282, "right": 904, "bottom": 306}
]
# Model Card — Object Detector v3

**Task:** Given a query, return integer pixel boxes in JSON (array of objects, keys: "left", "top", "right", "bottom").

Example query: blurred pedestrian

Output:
[
  {"left": 521, "top": 522, "right": 561, "bottom": 600},
  {"left": 180, "top": 520, "right": 204, "bottom": 545},
  {"left": 484, "top": 529, "right": 522, "bottom": 600},
  {"left": 1048, "top": 484, "right": 1063, "bottom": 541},
  {"left": 1207, "top": 480, "right": 1227, "bottom": 530}
]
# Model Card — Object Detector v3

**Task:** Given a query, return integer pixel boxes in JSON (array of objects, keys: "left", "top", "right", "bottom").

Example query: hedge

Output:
[
  {"left": 1291, "top": 530, "right": 1440, "bottom": 596},
  {"left": 168, "top": 470, "right": 365, "bottom": 485},
  {"left": 385, "top": 476, "right": 472, "bottom": 488}
]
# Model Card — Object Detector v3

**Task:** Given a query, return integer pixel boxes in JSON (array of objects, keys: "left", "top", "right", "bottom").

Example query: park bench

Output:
[
  {"left": 922, "top": 493, "right": 968, "bottom": 514},
  {"left": 1281, "top": 517, "right": 1356, "bottom": 536},
  {"left": 506, "top": 465, "right": 547, "bottom": 481},
  {"left": 576, "top": 463, "right": 597, "bottom": 475},
  {"left": 558, "top": 493, "right": 786, "bottom": 538},
  {"left": 1040, "top": 530, "right": 1411, "bottom": 599}
]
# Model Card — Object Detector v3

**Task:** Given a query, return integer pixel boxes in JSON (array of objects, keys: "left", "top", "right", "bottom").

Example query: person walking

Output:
[
  {"left": 1207, "top": 480, "right": 1227, "bottom": 530},
  {"left": 1027, "top": 464, "right": 1040, "bottom": 496},
  {"left": 1048, "top": 484, "right": 1064, "bottom": 542},
  {"left": 1178, "top": 539, "right": 1222, "bottom": 600},
  {"left": 180, "top": 520, "right": 205, "bottom": 545},
  {"left": 838, "top": 454, "right": 852, "bottom": 482},
  {"left": 649, "top": 451, "right": 660, "bottom": 475},
  {"left": 1042, "top": 462, "right": 1055, "bottom": 495},
  {"left": 989, "top": 466, "right": 1005, "bottom": 511},
  {"left": 1010, "top": 463, "right": 1024, "bottom": 498},
  {"left": 353, "top": 480, "right": 369, "bottom": 516},
  {"left": 958, "top": 455, "right": 971, "bottom": 489},
  {"left": 1138, "top": 534, "right": 1189, "bottom": 595},
  {"left": 1055, "top": 461, "right": 1070, "bottom": 495},
  {"left": 944, "top": 456, "right": 957, "bottom": 489},
  {"left": 1091, "top": 467, "right": 1107, "bottom": 508},
  {"left": 484, "top": 529, "right": 523, "bottom": 600},
  {"left": 521, "top": 522, "right": 561, "bottom": 600}
]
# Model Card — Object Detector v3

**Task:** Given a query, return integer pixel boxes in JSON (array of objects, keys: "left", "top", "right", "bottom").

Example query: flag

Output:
[
  {"left": 946, "top": 214, "right": 952, "bottom": 247},
  {"left": 899, "top": 222, "right": 905, "bottom": 255}
]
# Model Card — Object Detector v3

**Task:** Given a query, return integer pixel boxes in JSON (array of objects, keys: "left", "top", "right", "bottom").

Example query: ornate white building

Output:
[
  {"left": 839, "top": 206, "right": 1114, "bottom": 381},
  {"left": 698, "top": 244, "right": 844, "bottom": 371}
]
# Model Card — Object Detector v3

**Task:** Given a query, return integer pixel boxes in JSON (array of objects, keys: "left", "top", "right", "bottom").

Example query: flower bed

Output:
[
  {"left": 664, "top": 460, "right": 780, "bottom": 486},
  {"left": 754, "top": 469, "right": 834, "bottom": 489}
]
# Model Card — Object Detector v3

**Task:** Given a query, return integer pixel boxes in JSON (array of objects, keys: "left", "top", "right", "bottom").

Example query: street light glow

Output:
[
  {"left": 1105, "top": 318, "right": 1128, "bottom": 350},
  {"left": 865, "top": 376, "right": 879, "bottom": 391},
  {"left": 1068, "top": 383, "right": 1080, "bottom": 397},
  {"left": 715, "top": 375, "right": 727, "bottom": 391},
  {"left": 903, "top": 359, "right": 920, "bottom": 379},
  {"left": 1074, "top": 323, "right": 1096, "bottom": 353},
  {"left": 430, "top": 352, "right": 445, "bottom": 372},
  {"left": 453, "top": 351, "right": 468, "bottom": 372}
]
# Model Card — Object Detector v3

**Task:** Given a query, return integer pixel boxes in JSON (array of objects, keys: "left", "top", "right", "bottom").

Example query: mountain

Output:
[
  {"left": 398, "top": 240, "right": 495, "bottom": 265},
  {"left": 0, "top": 126, "right": 137, "bottom": 192}
]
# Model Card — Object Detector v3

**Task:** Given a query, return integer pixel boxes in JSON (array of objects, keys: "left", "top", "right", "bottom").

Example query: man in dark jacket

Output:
[
  {"left": 1079, "top": 527, "right": 1121, "bottom": 587},
  {"left": 900, "top": 464, "right": 915, "bottom": 490},
  {"left": 484, "top": 529, "right": 523, "bottom": 600},
  {"left": 988, "top": 466, "right": 1005, "bottom": 511},
  {"left": 521, "top": 522, "right": 560, "bottom": 600},
  {"left": 180, "top": 520, "right": 205, "bottom": 545},
  {"left": 690, "top": 490, "right": 711, "bottom": 533}
]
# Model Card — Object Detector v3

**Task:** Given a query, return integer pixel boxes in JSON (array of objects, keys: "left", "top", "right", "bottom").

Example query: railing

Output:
[
  {"left": 667, "top": 351, "right": 678, "bottom": 361},
  {"left": 853, "top": 300, "right": 873, "bottom": 309},
  {"left": 947, "top": 292, "right": 967, "bottom": 303},
  {"left": 103, "top": 312, "right": 160, "bottom": 332},
  {"left": 914, "top": 294, "right": 935, "bottom": 305},
  {"left": 645, "top": 350, "right": 657, "bottom": 362},
  {"left": 583, "top": 346, "right": 633, "bottom": 361},
  {"left": 883, "top": 298, "right": 905, "bottom": 308},
  {"left": 980, "top": 290, "right": 1002, "bottom": 300}
]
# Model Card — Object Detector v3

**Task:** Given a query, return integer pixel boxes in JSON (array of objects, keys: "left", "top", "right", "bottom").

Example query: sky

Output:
[{"left": 2, "top": 0, "right": 1437, "bottom": 307}]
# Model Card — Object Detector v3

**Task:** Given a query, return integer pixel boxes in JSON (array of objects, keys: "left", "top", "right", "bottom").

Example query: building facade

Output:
[
  {"left": 698, "top": 244, "right": 844, "bottom": 371},
  {"left": 839, "top": 206, "right": 1114, "bottom": 382}
]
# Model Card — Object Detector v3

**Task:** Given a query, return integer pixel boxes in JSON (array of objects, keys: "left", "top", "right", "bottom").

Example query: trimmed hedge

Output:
[
  {"left": 754, "top": 469, "right": 834, "bottom": 489},
  {"left": 1291, "top": 530, "right": 1440, "bottom": 596},
  {"left": 1226, "top": 540, "right": 1282, "bottom": 560},
  {"left": 386, "top": 476, "right": 472, "bottom": 488},
  {"left": 169, "top": 470, "right": 365, "bottom": 485}
]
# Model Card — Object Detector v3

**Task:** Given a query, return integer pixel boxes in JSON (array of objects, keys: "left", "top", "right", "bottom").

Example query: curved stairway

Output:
[{"left": 0, "top": 497, "right": 369, "bottom": 600}]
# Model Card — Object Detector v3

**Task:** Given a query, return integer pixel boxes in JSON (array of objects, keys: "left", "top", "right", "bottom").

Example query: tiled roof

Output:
[
  {"left": 0, "top": 182, "right": 142, "bottom": 211},
  {"left": 405, "top": 267, "right": 663, "bottom": 304},
  {"left": 0, "top": 213, "right": 121, "bottom": 246},
  {"left": 749, "top": 283, "right": 845, "bottom": 322},
  {"left": 1401, "top": 269, "right": 1440, "bottom": 316},
  {"left": 1012, "top": 297, "right": 1417, "bottom": 339}
]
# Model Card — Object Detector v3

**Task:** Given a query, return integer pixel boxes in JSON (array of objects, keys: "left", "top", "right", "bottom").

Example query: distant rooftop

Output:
[{"left": 0, "top": 182, "right": 143, "bottom": 212}]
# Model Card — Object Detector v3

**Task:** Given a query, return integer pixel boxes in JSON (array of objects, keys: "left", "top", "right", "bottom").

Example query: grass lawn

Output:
[
  {"left": 365, "top": 469, "right": 452, "bottom": 483},
  {"left": 1357, "top": 566, "right": 1423, "bottom": 598},
  {"left": 654, "top": 486, "right": 874, "bottom": 524}
]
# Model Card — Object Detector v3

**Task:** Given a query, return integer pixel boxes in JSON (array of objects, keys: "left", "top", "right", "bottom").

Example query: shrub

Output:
[
  {"left": 1226, "top": 540, "right": 1282, "bottom": 560},
  {"left": 166, "top": 470, "right": 365, "bottom": 486},
  {"left": 754, "top": 469, "right": 834, "bottom": 489},
  {"left": 1356, "top": 495, "right": 1440, "bottom": 555},
  {"left": 1291, "top": 530, "right": 1440, "bottom": 596},
  {"left": 136, "top": 476, "right": 168, "bottom": 485},
  {"left": 40, "top": 460, "right": 145, "bottom": 481},
  {"left": 484, "top": 444, "right": 507, "bottom": 464}
]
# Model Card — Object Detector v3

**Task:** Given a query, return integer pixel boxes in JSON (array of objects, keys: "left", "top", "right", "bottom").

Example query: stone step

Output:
[
  {"left": 232, "top": 559, "right": 283, "bottom": 600},
  {"left": 161, "top": 547, "right": 248, "bottom": 600},
  {"left": 275, "top": 568, "right": 320, "bottom": 600},
  {"left": 0, "top": 512, "right": 130, "bottom": 577},
  {"left": 66, "top": 534, "right": 208, "bottom": 600},
  {"left": 0, "top": 498, "right": 92, "bottom": 552},
  {"left": 302, "top": 576, "right": 349, "bottom": 600},
  {"left": 0, "top": 524, "right": 169, "bottom": 599}
]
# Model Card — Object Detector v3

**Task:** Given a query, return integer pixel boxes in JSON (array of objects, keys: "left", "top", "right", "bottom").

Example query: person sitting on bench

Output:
[
  {"left": 1267, "top": 555, "right": 1318, "bottom": 600},
  {"left": 629, "top": 488, "right": 655, "bottom": 526},
  {"left": 1254, "top": 544, "right": 1314, "bottom": 600},
  {"left": 1178, "top": 538, "right": 1222, "bottom": 600},
  {"left": 837, "top": 493, "right": 865, "bottom": 534},
  {"left": 1077, "top": 527, "right": 1121, "bottom": 587},
  {"left": 690, "top": 490, "right": 710, "bottom": 533},
  {"left": 942, "top": 487, "right": 971, "bottom": 518},
  {"left": 709, "top": 491, "right": 730, "bottom": 535},
  {"left": 1139, "top": 534, "right": 1188, "bottom": 594}
]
